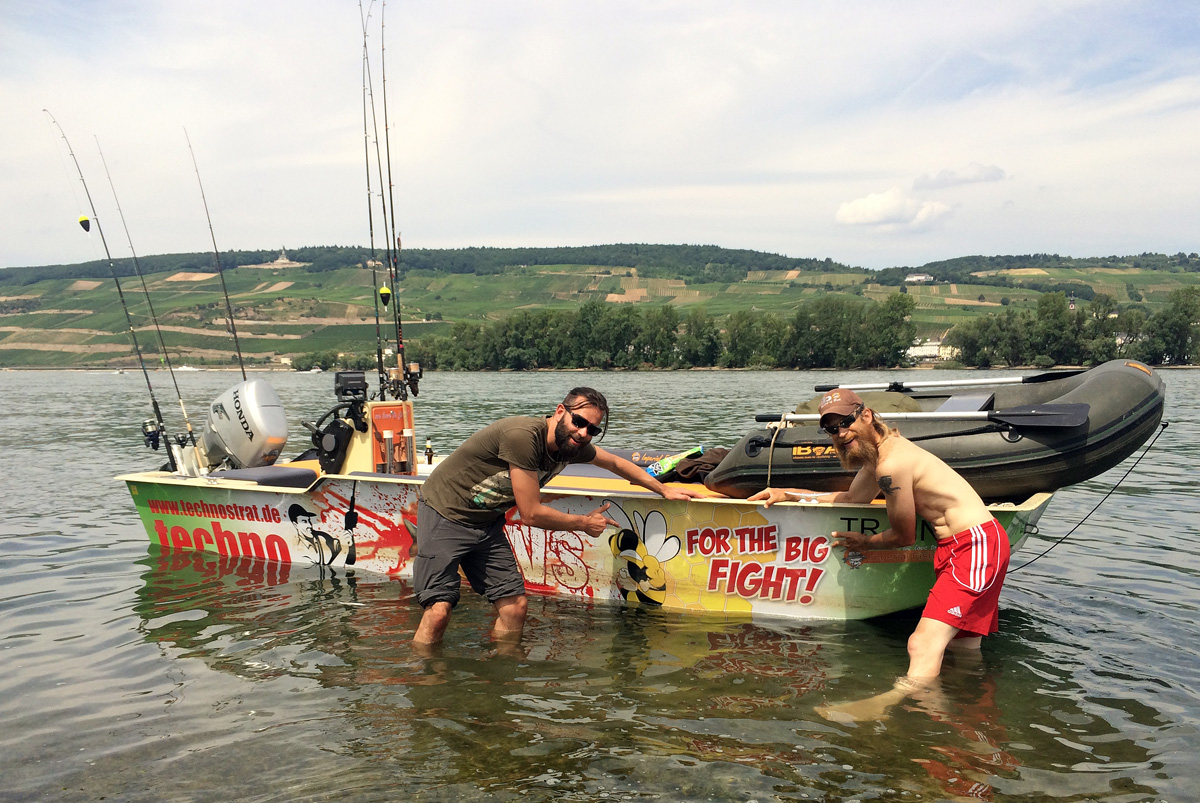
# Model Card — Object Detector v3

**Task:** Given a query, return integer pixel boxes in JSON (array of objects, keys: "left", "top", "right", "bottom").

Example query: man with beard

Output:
[
  {"left": 412, "top": 386, "right": 702, "bottom": 646},
  {"left": 749, "top": 388, "right": 1010, "bottom": 720}
]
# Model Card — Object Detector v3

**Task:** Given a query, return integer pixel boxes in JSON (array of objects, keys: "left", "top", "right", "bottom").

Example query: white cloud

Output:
[
  {"left": 913, "top": 163, "right": 1008, "bottom": 190},
  {"left": 3, "top": 1, "right": 1200, "bottom": 271},
  {"left": 835, "top": 188, "right": 952, "bottom": 230}
]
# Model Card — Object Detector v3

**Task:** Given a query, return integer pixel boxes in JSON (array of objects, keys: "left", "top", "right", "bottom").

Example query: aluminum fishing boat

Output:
[{"left": 118, "top": 370, "right": 1055, "bottom": 621}]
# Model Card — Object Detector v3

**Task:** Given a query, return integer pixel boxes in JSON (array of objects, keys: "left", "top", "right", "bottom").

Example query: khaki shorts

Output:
[{"left": 412, "top": 498, "right": 527, "bottom": 608}]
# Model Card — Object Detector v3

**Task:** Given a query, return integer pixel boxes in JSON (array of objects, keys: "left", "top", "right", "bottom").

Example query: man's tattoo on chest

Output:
[{"left": 878, "top": 475, "right": 900, "bottom": 495}]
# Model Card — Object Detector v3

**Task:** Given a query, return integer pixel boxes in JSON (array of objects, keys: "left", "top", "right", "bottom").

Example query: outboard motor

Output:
[{"left": 200, "top": 378, "right": 288, "bottom": 469}]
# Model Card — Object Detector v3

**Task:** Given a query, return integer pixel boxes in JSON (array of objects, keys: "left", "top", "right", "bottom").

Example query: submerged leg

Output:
[
  {"left": 414, "top": 601, "right": 453, "bottom": 645},
  {"left": 817, "top": 617, "right": 961, "bottom": 724},
  {"left": 905, "top": 617, "right": 962, "bottom": 678},
  {"left": 492, "top": 594, "right": 528, "bottom": 637}
]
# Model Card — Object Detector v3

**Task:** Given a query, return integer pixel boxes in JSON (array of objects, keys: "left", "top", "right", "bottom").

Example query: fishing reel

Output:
[
  {"left": 141, "top": 418, "right": 164, "bottom": 451},
  {"left": 386, "top": 362, "right": 422, "bottom": 400},
  {"left": 141, "top": 418, "right": 182, "bottom": 474}
]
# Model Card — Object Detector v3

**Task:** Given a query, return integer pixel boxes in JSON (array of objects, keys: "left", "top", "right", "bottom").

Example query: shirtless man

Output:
[{"left": 749, "top": 388, "right": 1010, "bottom": 719}]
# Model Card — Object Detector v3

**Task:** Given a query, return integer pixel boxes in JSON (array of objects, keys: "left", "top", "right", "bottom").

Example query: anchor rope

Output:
[
  {"left": 1010, "top": 420, "right": 1169, "bottom": 573},
  {"left": 765, "top": 413, "right": 788, "bottom": 488}
]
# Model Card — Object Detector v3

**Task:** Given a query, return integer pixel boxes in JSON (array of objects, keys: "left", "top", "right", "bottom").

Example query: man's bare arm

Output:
[
  {"left": 877, "top": 469, "right": 917, "bottom": 547},
  {"left": 750, "top": 466, "right": 880, "bottom": 508},
  {"left": 591, "top": 448, "right": 705, "bottom": 500},
  {"left": 511, "top": 465, "right": 617, "bottom": 535},
  {"left": 830, "top": 463, "right": 917, "bottom": 554}
]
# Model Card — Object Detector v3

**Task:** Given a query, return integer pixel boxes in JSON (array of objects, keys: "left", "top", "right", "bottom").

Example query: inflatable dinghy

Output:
[{"left": 704, "top": 360, "right": 1166, "bottom": 502}]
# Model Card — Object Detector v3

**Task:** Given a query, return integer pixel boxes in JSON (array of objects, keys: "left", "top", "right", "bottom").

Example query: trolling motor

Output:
[{"left": 303, "top": 371, "right": 370, "bottom": 473}]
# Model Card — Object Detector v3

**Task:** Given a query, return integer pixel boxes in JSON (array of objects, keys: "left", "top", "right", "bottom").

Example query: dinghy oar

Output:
[
  {"left": 756, "top": 403, "right": 1090, "bottom": 428},
  {"left": 814, "top": 369, "right": 1085, "bottom": 393}
]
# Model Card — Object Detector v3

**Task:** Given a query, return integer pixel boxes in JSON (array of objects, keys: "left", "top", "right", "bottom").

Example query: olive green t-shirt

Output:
[{"left": 420, "top": 416, "right": 597, "bottom": 527}]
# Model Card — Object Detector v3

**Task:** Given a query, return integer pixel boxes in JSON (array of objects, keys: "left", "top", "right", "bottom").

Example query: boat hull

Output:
[
  {"left": 704, "top": 359, "right": 1166, "bottom": 501},
  {"left": 120, "top": 467, "right": 1053, "bottom": 621}
]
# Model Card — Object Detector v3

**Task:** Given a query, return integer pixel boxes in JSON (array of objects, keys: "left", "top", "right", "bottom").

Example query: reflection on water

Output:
[
  {"left": 0, "top": 369, "right": 1197, "bottom": 800},
  {"left": 103, "top": 546, "right": 1164, "bottom": 802}
]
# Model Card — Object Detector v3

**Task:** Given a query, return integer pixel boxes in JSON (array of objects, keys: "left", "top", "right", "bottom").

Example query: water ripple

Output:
[{"left": 1, "top": 368, "right": 1198, "bottom": 801}]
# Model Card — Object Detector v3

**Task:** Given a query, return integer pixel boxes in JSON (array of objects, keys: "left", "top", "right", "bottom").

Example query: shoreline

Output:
[{"left": 4, "top": 363, "right": 1196, "bottom": 372}]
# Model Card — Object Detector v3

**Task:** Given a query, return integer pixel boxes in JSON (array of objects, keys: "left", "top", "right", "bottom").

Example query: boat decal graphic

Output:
[
  {"left": 151, "top": 518, "right": 291, "bottom": 564},
  {"left": 607, "top": 507, "right": 678, "bottom": 606},
  {"left": 147, "top": 497, "right": 281, "bottom": 523},
  {"left": 790, "top": 444, "right": 839, "bottom": 461},
  {"left": 508, "top": 514, "right": 593, "bottom": 595}
]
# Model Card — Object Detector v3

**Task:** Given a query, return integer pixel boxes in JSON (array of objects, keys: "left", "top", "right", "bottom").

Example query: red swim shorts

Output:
[{"left": 922, "top": 518, "right": 1011, "bottom": 637}]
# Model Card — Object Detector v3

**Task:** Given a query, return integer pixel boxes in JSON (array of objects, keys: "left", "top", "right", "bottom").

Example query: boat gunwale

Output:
[{"left": 117, "top": 467, "right": 1054, "bottom": 515}]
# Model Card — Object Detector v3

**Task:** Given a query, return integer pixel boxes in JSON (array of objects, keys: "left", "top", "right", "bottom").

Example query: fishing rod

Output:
[
  {"left": 95, "top": 137, "right": 202, "bottom": 458},
  {"left": 43, "top": 110, "right": 177, "bottom": 471},
  {"left": 379, "top": 0, "right": 407, "bottom": 390},
  {"left": 380, "top": 0, "right": 419, "bottom": 398},
  {"left": 360, "top": 0, "right": 390, "bottom": 399},
  {"left": 183, "top": 127, "right": 247, "bottom": 380},
  {"left": 361, "top": 1, "right": 409, "bottom": 400}
]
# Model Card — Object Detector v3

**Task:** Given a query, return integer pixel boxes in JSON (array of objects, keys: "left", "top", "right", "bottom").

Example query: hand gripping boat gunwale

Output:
[{"left": 702, "top": 359, "right": 1166, "bottom": 502}]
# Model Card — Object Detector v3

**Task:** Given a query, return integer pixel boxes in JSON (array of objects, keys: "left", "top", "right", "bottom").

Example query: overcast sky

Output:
[{"left": 4, "top": 1, "right": 1198, "bottom": 272}]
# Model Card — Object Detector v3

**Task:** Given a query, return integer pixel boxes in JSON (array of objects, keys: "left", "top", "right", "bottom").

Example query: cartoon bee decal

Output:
[{"left": 607, "top": 506, "right": 680, "bottom": 606}]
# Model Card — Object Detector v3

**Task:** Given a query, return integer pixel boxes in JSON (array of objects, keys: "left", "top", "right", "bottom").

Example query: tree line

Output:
[
  {"left": 297, "top": 295, "right": 918, "bottom": 371},
  {"left": 874, "top": 251, "right": 1200, "bottom": 289},
  {"left": 946, "top": 287, "right": 1200, "bottom": 367},
  {"left": 295, "top": 286, "right": 1200, "bottom": 373},
  {"left": 1, "top": 243, "right": 856, "bottom": 284}
]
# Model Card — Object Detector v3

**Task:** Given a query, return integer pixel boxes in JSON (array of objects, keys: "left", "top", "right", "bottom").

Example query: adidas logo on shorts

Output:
[{"left": 947, "top": 605, "right": 962, "bottom": 618}]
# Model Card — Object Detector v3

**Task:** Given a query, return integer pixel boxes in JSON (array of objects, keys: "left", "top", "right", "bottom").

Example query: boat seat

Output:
[
  {"left": 936, "top": 392, "right": 995, "bottom": 412},
  {"left": 208, "top": 465, "right": 319, "bottom": 488}
]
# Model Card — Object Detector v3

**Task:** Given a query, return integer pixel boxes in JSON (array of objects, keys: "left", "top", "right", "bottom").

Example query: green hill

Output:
[{"left": 2, "top": 245, "right": 1197, "bottom": 368}]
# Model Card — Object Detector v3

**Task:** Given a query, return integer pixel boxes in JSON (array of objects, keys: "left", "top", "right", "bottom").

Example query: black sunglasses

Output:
[
  {"left": 567, "top": 410, "right": 604, "bottom": 438},
  {"left": 822, "top": 403, "right": 864, "bottom": 436}
]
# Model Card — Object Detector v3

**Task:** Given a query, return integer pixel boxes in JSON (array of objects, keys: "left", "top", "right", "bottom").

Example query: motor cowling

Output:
[{"left": 201, "top": 379, "right": 288, "bottom": 469}]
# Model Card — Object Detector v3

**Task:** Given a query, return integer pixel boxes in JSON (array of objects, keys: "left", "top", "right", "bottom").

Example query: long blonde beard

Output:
[{"left": 834, "top": 431, "right": 881, "bottom": 470}]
